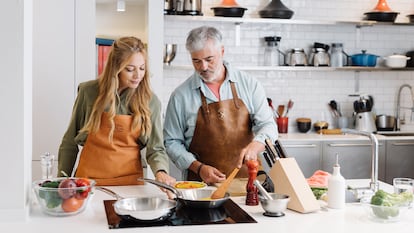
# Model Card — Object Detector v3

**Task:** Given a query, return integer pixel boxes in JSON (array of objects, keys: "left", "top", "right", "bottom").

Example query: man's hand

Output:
[
  {"left": 237, "top": 141, "right": 265, "bottom": 168},
  {"left": 198, "top": 164, "right": 226, "bottom": 184}
]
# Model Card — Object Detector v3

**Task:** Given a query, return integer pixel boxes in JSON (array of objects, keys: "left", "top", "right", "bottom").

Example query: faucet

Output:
[
  {"left": 396, "top": 84, "right": 414, "bottom": 131},
  {"left": 341, "top": 128, "right": 379, "bottom": 194}
]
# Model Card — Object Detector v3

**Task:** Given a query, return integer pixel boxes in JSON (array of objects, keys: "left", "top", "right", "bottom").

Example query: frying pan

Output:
[
  {"left": 97, "top": 187, "right": 176, "bottom": 221},
  {"left": 141, "top": 178, "right": 230, "bottom": 208}
]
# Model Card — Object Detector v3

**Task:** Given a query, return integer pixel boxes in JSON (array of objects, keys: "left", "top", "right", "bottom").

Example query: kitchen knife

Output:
[
  {"left": 274, "top": 140, "right": 288, "bottom": 158},
  {"left": 262, "top": 151, "right": 273, "bottom": 167},
  {"left": 265, "top": 139, "right": 279, "bottom": 161}
]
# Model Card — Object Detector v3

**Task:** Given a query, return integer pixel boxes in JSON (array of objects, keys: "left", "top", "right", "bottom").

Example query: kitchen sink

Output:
[{"left": 375, "top": 131, "right": 414, "bottom": 137}]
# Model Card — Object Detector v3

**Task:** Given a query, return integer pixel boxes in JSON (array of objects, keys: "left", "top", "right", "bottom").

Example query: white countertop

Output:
[{"left": 1, "top": 180, "right": 413, "bottom": 233}]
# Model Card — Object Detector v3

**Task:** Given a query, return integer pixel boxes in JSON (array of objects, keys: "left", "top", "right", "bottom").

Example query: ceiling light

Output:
[{"left": 117, "top": 0, "right": 125, "bottom": 12}]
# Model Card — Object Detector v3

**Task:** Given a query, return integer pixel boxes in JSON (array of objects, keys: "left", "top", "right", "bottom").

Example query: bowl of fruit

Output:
[{"left": 32, "top": 177, "right": 95, "bottom": 216}]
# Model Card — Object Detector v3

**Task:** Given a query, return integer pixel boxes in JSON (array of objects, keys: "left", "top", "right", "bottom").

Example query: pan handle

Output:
[
  {"left": 96, "top": 186, "right": 124, "bottom": 200},
  {"left": 138, "top": 178, "right": 180, "bottom": 196}
]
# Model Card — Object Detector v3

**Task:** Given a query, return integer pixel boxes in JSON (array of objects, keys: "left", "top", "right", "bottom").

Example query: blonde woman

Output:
[{"left": 58, "top": 37, "right": 175, "bottom": 187}]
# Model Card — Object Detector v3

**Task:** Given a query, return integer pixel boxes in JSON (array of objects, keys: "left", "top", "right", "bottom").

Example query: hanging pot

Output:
[{"left": 259, "top": 0, "right": 294, "bottom": 19}]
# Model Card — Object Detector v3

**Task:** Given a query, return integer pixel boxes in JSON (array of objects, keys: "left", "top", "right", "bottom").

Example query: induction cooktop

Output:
[{"left": 103, "top": 199, "right": 257, "bottom": 229}]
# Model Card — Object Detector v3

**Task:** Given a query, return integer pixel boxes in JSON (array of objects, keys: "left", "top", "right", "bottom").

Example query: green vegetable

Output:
[
  {"left": 38, "top": 180, "right": 62, "bottom": 209},
  {"left": 369, "top": 189, "right": 413, "bottom": 219},
  {"left": 311, "top": 187, "right": 327, "bottom": 200}
]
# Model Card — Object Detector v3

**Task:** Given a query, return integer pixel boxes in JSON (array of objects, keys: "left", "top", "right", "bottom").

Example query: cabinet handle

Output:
[
  {"left": 392, "top": 142, "right": 414, "bottom": 146},
  {"left": 328, "top": 143, "right": 383, "bottom": 147},
  {"left": 284, "top": 144, "right": 317, "bottom": 148}
]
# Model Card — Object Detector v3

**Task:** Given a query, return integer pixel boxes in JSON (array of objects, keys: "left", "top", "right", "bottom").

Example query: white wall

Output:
[
  {"left": 0, "top": 0, "right": 32, "bottom": 222},
  {"left": 163, "top": 0, "right": 414, "bottom": 133}
]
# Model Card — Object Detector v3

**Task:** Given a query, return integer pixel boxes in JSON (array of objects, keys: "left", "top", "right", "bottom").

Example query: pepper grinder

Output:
[
  {"left": 40, "top": 152, "right": 55, "bottom": 179},
  {"left": 246, "top": 159, "right": 259, "bottom": 206}
]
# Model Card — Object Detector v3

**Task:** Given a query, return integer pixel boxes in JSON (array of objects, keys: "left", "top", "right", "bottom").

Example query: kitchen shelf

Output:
[
  {"left": 164, "top": 64, "right": 414, "bottom": 72},
  {"left": 165, "top": 15, "right": 379, "bottom": 27}
]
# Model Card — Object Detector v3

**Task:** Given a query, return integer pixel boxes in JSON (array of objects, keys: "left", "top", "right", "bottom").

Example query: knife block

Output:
[{"left": 268, "top": 157, "right": 320, "bottom": 213}]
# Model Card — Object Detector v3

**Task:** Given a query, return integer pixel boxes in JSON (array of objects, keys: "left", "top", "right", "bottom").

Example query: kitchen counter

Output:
[
  {"left": 1, "top": 180, "right": 413, "bottom": 233},
  {"left": 278, "top": 132, "right": 414, "bottom": 141}
]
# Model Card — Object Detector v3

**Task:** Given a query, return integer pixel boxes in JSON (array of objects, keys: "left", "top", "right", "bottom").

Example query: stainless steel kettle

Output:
[{"left": 182, "top": 0, "right": 202, "bottom": 15}]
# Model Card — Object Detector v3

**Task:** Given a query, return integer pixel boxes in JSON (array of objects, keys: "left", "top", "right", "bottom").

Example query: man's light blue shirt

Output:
[{"left": 163, "top": 61, "right": 278, "bottom": 178}]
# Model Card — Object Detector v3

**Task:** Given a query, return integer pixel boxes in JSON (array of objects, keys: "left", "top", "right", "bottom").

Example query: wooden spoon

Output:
[
  {"left": 210, "top": 167, "right": 240, "bottom": 199},
  {"left": 277, "top": 105, "right": 285, "bottom": 117}
]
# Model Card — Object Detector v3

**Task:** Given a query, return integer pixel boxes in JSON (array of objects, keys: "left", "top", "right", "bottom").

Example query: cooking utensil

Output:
[
  {"left": 163, "top": 44, "right": 177, "bottom": 65},
  {"left": 364, "top": 11, "right": 399, "bottom": 22},
  {"left": 254, "top": 179, "right": 273, "bottom": 200},
  {"left": 258, "top": 0, "right": 294, "bottom": 19},
  {"left": 274, "top": 140, "right": 288, "bottom": 158},
  {"left": 383, "top": 54, "right": 411, "bottom": 68},
  {"left": 96, "top": 186, "right": 176, "bottom": 221},
  {"left": 211, "top": 0, "right": 247, "bottom": 17},
  {"left": 262, "top": 151, "right": 273, "bottom": 168},
  {"left": 259, "top": 193, "right": 290, "bottom": 217},
  {"left": 210, "top": 167, "right": 239, "bottom": 199},
  {"left": 277, "top": 105, "right": 285, "bottom": 117},
  {"left": 285, "top": 99, "right": 294, "bottom": 116},
  {"left": 141, "top": 178, "right": 230, "bottom": 208},
  {"left": 265, "top": 138, "right": 279, "bottom": 161},
  {"left": 351, "top": 50, "right": 379, "bottom": 67},
  {"left": 329, "top": 100, "right": 341, "bottom": 117},
  {"left": 376, "top": 114, "right": 396, "bottom": 131}
]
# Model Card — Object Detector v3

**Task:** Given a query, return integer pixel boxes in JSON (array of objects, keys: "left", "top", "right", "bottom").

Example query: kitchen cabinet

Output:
[
  {"left": 385, "top": 139, "right": 414, "bottom": 184},
  {"left": 280, "top": 141, "right": 321, "bottom": 178},
  {"left": 322, "top": 140, "right": 386, "bottom": 181}
]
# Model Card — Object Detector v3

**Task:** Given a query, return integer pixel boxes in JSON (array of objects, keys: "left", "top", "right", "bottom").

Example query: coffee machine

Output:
[{"left": 353, "top": 94, "right": 377, "bottom": 132}]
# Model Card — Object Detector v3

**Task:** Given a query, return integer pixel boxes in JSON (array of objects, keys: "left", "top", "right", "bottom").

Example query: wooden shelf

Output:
[{"left": 164, "top": 64, "right": 414, "bottom": 72}]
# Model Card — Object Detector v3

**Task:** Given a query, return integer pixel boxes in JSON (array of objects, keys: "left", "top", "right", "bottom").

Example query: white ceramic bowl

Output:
[{"left": 384, "top": 54, "right": 411, "bottom": 68}]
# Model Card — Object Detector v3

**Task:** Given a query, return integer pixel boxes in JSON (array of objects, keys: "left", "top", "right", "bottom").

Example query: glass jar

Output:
[
  {"left": 263, "top": 36, "right": 281, "bottom": 66},
  {"left": 40, "top": 152, "right": 55, "bottom": 179},
  {"left": 330, "top": 43, "right": 345, "bottom": 67}
]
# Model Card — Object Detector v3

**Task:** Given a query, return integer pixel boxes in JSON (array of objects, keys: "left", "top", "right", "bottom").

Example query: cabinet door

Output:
[
  {"left": 280, "top": 141, "right": 321, "bottom": 178},
  {"left": 385, "top": 140, "right": 414, "bottom": 184},
  {"left": 322, "top": 140, "right": 385, "bottom": 181}
]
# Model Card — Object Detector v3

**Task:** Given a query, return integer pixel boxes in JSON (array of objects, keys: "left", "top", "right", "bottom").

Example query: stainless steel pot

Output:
[
  {"left": 376, "top": 114, "right": 395, "bottom": 131},
  {"left": 97, "top": 187, "right": 176, "bottom": 221},
  {"left": 141, "top": 178, "right": 230, "bottom": 208}
]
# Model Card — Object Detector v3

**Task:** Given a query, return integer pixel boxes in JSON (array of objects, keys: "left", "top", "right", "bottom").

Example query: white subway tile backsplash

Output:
[{"left": 162, "top": 0, "right": 414, "bottom": 132}]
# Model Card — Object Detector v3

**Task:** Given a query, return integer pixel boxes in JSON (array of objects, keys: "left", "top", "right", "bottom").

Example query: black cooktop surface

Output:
[{"left": 103, "top": 199, "right": 256, "bottom": 229}]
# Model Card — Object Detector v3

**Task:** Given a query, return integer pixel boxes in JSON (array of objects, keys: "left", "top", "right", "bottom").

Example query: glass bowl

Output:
[
  {"left": 32, "top": 177, "right": 95, "bottom": 216},
  {"left": 360, "top": 197, "right": 409, "bottom": 223}
]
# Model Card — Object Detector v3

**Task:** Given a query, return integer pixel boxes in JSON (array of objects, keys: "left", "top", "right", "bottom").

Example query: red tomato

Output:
[
  {"left": 61, "top": 197, "right": 84, "bottom": 212},
  {"left": 75, "top": 178, "right": 91, "bottom": 200}
]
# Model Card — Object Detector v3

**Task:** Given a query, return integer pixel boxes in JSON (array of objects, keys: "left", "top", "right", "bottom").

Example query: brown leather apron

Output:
[
  {"left": 188, "top": 82, "right": 253, "bottom": 180},
  {"left": 75, "top": 112, "right": 143, "bottom": 186}
]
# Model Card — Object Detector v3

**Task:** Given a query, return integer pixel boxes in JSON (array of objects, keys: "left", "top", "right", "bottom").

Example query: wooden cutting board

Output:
[{"left": 213, "top": 176, "right": 267, "bottom": 197}]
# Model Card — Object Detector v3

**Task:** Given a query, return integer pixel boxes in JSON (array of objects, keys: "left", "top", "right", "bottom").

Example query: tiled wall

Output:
[{"left": 162, "top": 0, "right": 414, "bottom": 133}]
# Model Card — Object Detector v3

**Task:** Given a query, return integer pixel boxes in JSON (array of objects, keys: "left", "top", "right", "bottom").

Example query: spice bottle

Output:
[
  {"left": 327, "top": 153, "right": 345, "bottom": 209},
  {"left": 246, "top": 159, "right": 259, "bottom": 206}
]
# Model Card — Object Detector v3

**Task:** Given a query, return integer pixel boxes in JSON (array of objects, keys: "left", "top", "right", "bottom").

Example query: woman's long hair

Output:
[{"left": 80, "top": 37, "right": 152, "bottom": 142}]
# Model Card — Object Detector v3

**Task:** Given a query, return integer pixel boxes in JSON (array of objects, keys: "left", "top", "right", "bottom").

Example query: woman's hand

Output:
[{"left": 155, "top": 170, "right": 176, "bottom": 199}]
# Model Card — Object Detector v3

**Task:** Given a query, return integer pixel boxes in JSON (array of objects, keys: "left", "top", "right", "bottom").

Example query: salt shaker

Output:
[{"left": 40, "top": 152, "right": 55, "bottom": 179}]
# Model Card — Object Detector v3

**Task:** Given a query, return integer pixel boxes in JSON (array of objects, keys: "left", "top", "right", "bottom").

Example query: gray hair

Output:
[{"left": 185, "top": 26, "right": 223, "bottom": 52}]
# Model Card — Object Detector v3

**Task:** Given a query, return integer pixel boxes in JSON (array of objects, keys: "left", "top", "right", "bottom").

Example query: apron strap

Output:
[
  {"left": 230, "top": 82, "right": 241, "bottom": 109},
  {"left": 199, "top": 88, "right": 210, "bottom": 124}
]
